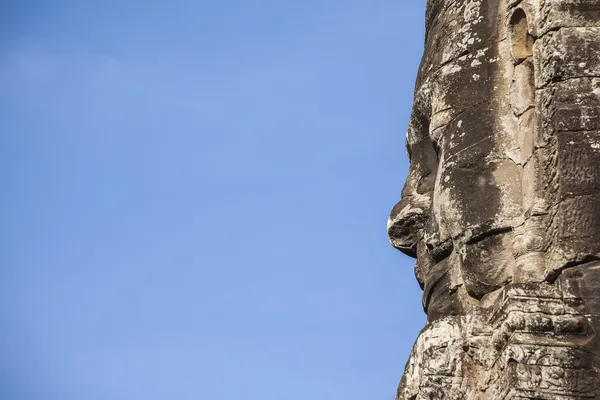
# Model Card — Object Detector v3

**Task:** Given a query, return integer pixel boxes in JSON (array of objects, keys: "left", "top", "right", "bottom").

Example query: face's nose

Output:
[
  {"left": 388, "top": 197, "right": 427, "bottom": 258},
  {"left": 388, "top": 135, "right": 438, "bottom": 257}
]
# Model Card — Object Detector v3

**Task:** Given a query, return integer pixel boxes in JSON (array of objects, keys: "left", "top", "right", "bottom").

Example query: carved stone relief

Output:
[{"left": 388, "top": 0, "right": 600, "bottom": 398}]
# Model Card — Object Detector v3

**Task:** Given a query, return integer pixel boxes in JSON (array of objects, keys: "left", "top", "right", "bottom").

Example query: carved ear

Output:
[{"left": 509, "top": 8, "right": 534, "bottom": 63}]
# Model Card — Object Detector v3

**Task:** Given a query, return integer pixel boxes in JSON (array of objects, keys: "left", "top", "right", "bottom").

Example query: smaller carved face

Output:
[{"left": 397, "top": 318, "right": 465, "bottom": 398}]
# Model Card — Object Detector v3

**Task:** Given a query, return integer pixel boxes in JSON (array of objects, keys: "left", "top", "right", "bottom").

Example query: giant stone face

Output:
[
  {"left": 388, "top": 1, "right": 600, "bottom": 398},
  {"left": 389, "top": 0, "right": 524, "bottom": 318},
  {"left": 388, "top": 0, "right": 600, "bottom": 320}
]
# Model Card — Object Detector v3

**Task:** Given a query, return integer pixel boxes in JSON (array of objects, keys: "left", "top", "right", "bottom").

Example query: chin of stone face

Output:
[{"left": 388, "top": 1, "right": 600, "bottom": 398}]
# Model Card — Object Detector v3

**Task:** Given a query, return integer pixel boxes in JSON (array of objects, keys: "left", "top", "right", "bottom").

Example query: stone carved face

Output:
[
  {"left": 388, "top": 0, "right": 524, "bottom": 316},
  {"left": 388, "top": 0, "right": 600, "bottom": 320},
  {"left": 391, "top": 1, "right": 600, "bottom": 397}
]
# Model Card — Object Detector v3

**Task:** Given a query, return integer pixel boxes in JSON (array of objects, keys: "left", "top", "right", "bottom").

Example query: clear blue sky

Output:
[{"left": 1, "top": 1, "right": 426, "bottom": 399}]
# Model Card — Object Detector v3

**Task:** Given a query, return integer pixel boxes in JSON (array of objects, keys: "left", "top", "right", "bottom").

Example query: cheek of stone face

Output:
[
  {"left": 431, "top": 84, "right": 523, "bottom": 221},
  {"left": 459, "top": 234, "right": 515, "bottom": 299},
  {"left": 425, "top": 102, "right": 522, "bottom": 299}
]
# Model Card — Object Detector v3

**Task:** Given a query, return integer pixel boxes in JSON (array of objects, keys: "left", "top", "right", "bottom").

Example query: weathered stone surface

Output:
[{"left": 388, "top": 0, "right": 600, "bottom": 398}]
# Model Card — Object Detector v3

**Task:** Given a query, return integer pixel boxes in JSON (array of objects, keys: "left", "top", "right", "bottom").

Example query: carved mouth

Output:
[{"left": 427, "top": 239, "right": 454, "bottom": 263}]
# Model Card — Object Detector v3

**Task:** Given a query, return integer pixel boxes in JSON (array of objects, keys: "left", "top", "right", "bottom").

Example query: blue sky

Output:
[{"left": 1, "top": 1, "right": 426, "bottom": 399}]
